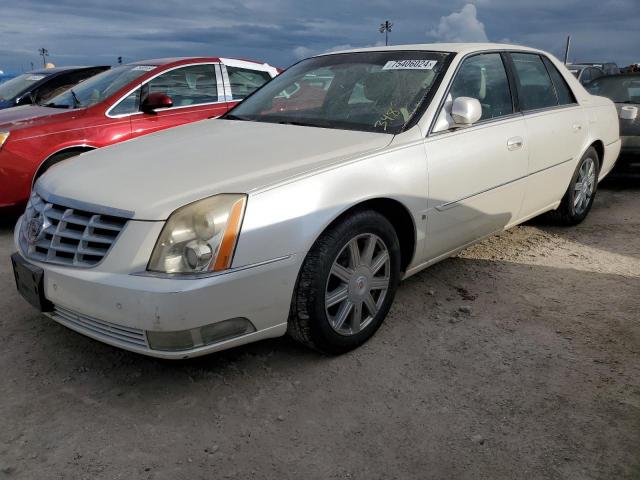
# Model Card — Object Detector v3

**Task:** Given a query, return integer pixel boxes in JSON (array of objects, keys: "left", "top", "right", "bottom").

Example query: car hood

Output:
[
  {"left": 38, "top": 119, "right": 393, "bottom": 220},
  {"left": 0, "top": 104, "right": 82, "bottom": 132}
]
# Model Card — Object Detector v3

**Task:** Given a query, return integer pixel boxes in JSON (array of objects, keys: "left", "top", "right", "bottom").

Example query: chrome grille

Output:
[
  {"left": 20, "top": 191, "right": 128, "bottom": 267},
  {"left": 50, "top": 305, "right": 148, "bottom": 348}
]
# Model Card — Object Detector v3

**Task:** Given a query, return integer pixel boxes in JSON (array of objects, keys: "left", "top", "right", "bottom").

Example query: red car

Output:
[{"left": 0, "top": 57, "right": 279, "bottom": 209}]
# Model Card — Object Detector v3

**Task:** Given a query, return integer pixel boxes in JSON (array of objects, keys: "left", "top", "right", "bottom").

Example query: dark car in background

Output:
[
  {"left": 0, "top": 73, "right": 17, "bottom": 85},
  {"left": 568, "top": 64, "right": 605, "bottom": 85},
  {"left": 0, "top": 66, "right": 109, "bottom": 110},
  {"left": 578, "top": 62, "right": 620, "bottom": 76},
  {"left": 586, "top": 73, "right": 640, "bottom": 177}
]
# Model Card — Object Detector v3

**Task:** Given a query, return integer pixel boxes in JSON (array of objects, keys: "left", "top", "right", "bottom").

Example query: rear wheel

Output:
[
  {"left": 288, "top": 210, "right": 401, "bottom": 354},
  {"left": 558, "top": 147, "right": 599, "bottom": 225}
]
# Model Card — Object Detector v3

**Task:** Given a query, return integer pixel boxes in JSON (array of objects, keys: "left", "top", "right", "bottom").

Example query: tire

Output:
[
  {"left": 288, "top": 210, "right": 401, "bottom": 354},
  {"left": 558, "top": 147, "right": 599, "bottom": 226},
  {"left": 34, "top": 150, "right": 83, "bottom": 183}
]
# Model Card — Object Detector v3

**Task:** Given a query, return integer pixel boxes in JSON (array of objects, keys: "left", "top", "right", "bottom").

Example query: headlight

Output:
[
  {"left": 0, "top": 132, "right": 9, "bottom": 150},
  {"left": 148, "top": 194, "right": 247, "bottom": 274}
]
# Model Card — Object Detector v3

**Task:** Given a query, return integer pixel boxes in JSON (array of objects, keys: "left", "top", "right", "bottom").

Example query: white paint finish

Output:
[
  {"left": 38, "top": 119, "right": 393, "bottom": 220},
  {"left": 19, "top": 43, "right": 621, "bottom": 357},
  {"left": 423, "top": 116, "right": 529, "bottom": 260},
  {"left": 219, "top": 57, "right": 280, "bottom": 77},
  {"left": 519, "top": 106, "right": 587, "bottom": 215},
  {"left": 234, "top": 126, "right": 428, "bottom": 269}
]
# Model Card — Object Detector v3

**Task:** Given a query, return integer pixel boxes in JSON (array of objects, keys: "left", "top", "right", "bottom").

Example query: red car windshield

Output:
[{"left": 45, "top": 65, "right": 157, "bottom": 109}]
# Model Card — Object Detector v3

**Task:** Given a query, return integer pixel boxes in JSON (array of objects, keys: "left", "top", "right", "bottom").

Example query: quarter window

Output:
[
  {"left": 226, "top": 67, "right": 272, "bottom": 100},
  {"left": 449, "top": 53, "right": 513, "bottom": 121},
  {"left": 510, "top": 53, "right": 558, "bottom": 111},
  {"left": 146, "top": 64, "right": 218, "bottom": 107},
  {"left": 542, "top": 57, "right": 576, "bottom": 105},
  {"left": 110, "top": 88, "right": 141, "bottom": 116}
]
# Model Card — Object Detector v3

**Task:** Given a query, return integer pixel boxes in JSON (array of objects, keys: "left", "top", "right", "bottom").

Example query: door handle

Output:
[{"left": 507, "top": 137, "right": 524, "bottom": 151}]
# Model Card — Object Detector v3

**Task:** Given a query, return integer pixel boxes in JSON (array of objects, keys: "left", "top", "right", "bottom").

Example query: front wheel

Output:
[
  {"left": 558, "top": 147, "right": 599, "bottom": 225},
  {"left": 288, "top": 210, "right": 401, "bottom": 354}
]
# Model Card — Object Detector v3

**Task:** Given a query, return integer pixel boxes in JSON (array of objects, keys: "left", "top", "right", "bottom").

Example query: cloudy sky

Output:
[{"left": 0, "top": 0, "right": 638, "bottom": 72}]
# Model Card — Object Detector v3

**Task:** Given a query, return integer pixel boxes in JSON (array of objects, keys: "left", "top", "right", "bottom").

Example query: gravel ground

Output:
[{"left": 0, "top": 180, "right": 638, "bottom": 480}]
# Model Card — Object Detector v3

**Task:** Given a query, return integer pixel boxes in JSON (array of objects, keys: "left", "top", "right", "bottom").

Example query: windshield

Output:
[
  {"left": 586, "top": 76, "right": 640, "bottom": 103},
  {"left": 0, "top": 73, "right": 51, "bottom": 101},
  {"left": 227, "top": 51, "right": 450, "bottom": 134},
  {"left": 45, "top": 64, "right": 156, "bottom": 109}
]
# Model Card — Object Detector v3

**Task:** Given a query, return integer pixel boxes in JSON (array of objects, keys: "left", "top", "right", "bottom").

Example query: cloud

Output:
[
  {"left": 292, "top": 46, "right": 316, "bottom": 59},
  {"left": 292, "top": 41, "right": 385, "bottom": 60},
  {"left": 0, "top": 0, "right": 638, "bottom": 72},
  {"left": 428, "top": 4, "right": 489, "bottom": 43}
]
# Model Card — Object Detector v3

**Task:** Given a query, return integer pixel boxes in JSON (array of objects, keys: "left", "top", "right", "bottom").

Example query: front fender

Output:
[{"left": 232, "top": 136, "right": 428, "bottom": 270}]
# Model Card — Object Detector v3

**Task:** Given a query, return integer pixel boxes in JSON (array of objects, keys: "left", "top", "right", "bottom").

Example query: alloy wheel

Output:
[
  {"left": 325, "top": 233, "right": 391, "bottom": 336},
  {"left": 574, "top": 157, "right": 596, "bottom": 216}
]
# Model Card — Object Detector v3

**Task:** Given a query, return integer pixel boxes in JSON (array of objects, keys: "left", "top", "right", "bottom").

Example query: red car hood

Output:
[{"left": 0, "top": 105, "right": 84, "bottom": 132}]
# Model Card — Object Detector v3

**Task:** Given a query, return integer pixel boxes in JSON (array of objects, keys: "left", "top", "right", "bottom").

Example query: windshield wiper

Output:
[
  {"left": 44, "top": 102, "right": 71, "bottom": 109},
  {"left": 222, "top": 113, "right": 253, "bottom": 121},
  {"left": 70, "top": 89, "right": 81, "bottom": 108},
  {"left": 275, "top": 120, "right": 317, "bottom": 127},
  {"left": 28, "top": 91, "right": 40, "bottom": 106}
]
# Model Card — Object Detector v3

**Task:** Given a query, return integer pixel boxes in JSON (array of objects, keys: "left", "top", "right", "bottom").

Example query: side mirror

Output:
[
  {"left": 141, "top": 92, "right": 173, "bottom": 114},
  {"left": 451, "top": 97, "right": 482, "bottom": 126},
  {"left": 15, "top": 95, "right": 33, "bottom": 106}
]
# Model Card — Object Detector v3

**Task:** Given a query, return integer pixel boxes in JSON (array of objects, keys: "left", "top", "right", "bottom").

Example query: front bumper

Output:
[{"left": 13, "top": 222, "right": 301, "bottom": 359}]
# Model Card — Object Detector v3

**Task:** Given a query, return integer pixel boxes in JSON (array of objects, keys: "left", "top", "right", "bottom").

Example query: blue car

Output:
[{"left": 0, "top": 65, "right": 108, "bottom": 109}]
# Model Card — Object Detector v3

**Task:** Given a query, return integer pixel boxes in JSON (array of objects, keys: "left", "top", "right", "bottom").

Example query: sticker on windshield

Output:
[
  {"left": 26, "top": 75, "right": 45, "bottom": 81},
  {"left": 132, "top": 66, "right": 156, "bottom": 71},
  {"left": 382, "top": 60, "right": 437, "bottom": 70}
]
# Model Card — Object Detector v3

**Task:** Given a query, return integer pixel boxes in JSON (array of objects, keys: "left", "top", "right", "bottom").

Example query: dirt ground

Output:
[{"left": 0, "top": 180, "right": 638, "bottom": 480}]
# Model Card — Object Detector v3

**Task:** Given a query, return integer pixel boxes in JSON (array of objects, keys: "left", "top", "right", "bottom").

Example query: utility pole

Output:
[
  {"left": 38, "top": 48, "right": 49, "bottom": 67},
  {"left": 379, "top": 20, "right": 393, "bottom": 46},
  {"left": 563, "top": 36, "right": 571, "bottom": 65}
]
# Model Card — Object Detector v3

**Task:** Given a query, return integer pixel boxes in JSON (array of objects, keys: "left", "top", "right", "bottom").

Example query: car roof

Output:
[
  {"left": 126, "top": 56, "right": 271, "bottom": 67},
  {"left": 27, "top": 66, "right": 109, "bottom": 75},
  {"left": 570, "top": 64, "right": 602, "bottom": 69},
  {"left": 126, "top": 57, "right": 221, "bottom": 66},
  {"left": 320, "top": 42, "right": 545, "bottom": 57}
]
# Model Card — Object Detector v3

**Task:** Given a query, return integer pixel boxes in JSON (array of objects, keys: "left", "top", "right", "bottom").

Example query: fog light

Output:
[
  {"left": 200, "top": 317, "right": 255, "bottom": 344},
  {"left": 146, "top": 317, "right": 256, "bottom": 352},
  {"left": 146, "top": 329, "right": 195, "bottom": 351}
]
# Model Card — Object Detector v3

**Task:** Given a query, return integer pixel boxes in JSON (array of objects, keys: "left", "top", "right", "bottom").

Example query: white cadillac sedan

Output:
[{"left": 12, "top": 43, "right": 620, "bottom": 358}]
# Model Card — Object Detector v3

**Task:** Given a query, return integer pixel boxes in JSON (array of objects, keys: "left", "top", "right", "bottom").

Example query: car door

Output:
[
  {"left": 508, "top": 53, "right": 588, "bottom": 217},
  {"left": 129, "top": 63, "right": 228, "bottom": 139},
  {"left": 423, "top": 52, "right": 529, "bottom": 262}
]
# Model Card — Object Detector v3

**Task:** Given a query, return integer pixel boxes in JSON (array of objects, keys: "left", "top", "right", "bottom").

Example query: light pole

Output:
[
  {"left": 563, "top": 35, "right": 571, "bottom": 65},
  {"left": 38, "top": 48, "right": 49, "bottom": 67},
  {"left": 379, "top": 20, "right": 393, "bottom": 46}
]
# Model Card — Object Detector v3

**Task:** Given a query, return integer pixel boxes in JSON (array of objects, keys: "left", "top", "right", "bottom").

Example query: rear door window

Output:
[
  {"left": 542, "top": 57, "right": 576, "bottom": 105},
  {"left": 510, "top": 53, "right": 558, "bottom": 111},
  {"left": 226, "top": 67, "right": 272, "bottom": 100}
]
